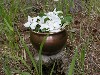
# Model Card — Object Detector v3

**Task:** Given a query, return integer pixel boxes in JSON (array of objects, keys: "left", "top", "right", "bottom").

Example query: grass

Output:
[{"left": 0, "top": 0, "right": 99, "bottom": 75}]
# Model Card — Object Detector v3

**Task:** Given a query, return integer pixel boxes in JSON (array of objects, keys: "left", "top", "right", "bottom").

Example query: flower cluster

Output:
[{"left": 24, "top": 8, "right": 67, "bottom": 32}]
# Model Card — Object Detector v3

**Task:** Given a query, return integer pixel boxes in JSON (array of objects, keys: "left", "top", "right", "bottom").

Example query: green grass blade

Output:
[
  {"left": 68, "top": 47, "right": 78, "bottom": 75},
  {"left": 4, "top": 18, "right": 13, "bottom": 32},
  {"left": 20, "top": 72, "right": 31, "bottom": 75},
  {"left": 80, "top": 48, "right": 85, "bottom": 75},
  {"left": 81, "top": 48, "right": 85, "bottom": 67},
  {"left": 3, "top": 65, "right": 12, "bottom": 75},
  {"left": 3, "top": 56, "right": 12, "bottom": 75},
  {"left": 50, "top": 62, "right": 55, "bottom": 75},
  {"left": 15, "top": 56, "right": 31, "bottom": 71},
  {"left": 16, "top": 29, "right": 39, "bottom": 75},
  {"left": 39, "top": 34, "right": 49, "bottom": 75},
  {"left": 0, "top": 6, "right": 3, "bottom": 16}
]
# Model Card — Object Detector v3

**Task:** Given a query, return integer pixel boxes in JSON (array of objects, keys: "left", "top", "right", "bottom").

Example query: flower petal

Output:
[
  {"left": 28, "top": 16, "right": 33, "bottom": 22},
  {"left": 30, "top": 22, "right": 38, "bottom": 29},
  {"left": 24, "top": 22, "right": 30, "bottom": 27}
]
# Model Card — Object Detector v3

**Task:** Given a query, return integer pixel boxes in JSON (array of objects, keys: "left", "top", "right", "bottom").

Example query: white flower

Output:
[
  {"left": 24, "top": 8, "right": 64, "bottom": 32},
  {"left": 46, "top": 20, "right": 54, "bottom": 31},
  {"left": 46, "top": 12, "right": 61, "bottom": 22},
  {"left": 38, "top": 16, "right": 47, "bottom": 25},
  {"left": 24, "top": 16, "right": 32, "bottom": 27},
  {"left": 45, "top": 12, "right": 54, "bottom": 20},
  {"left": 53, "top": 21, "right": 61, "bottom": 29},
  {"left": 24, "top": 22, "right": 30, "bottom": 27},
  {"left": 32, "top": 16, "right": 40, "bottom": 23},
  {"left": 28, "top": 16, "right": 33, "bottom": 23},
  {"left": 40, "top": 24, "right": 49, "bottom": 30},
  {"left": 54, "top": 0, "right": 59, "bottom": 1},
  {"left": 46, "top": 20, "right": 61, "bottom": 32},
  {"left": 30, "top": 22, "right": 38, "bottom": 29},
  {"left": 53, "top": 8, "right": 63, "bottom": 15}
]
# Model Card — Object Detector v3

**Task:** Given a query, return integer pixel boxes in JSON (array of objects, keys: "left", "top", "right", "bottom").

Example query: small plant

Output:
[{"left": 24, "top": 8, "right": 72, "bottom": 33}]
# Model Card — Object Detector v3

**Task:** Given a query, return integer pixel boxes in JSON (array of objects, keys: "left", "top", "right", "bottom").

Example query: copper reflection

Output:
[{"left": 30, "top": 29, "right": 67, "bottom": 56}]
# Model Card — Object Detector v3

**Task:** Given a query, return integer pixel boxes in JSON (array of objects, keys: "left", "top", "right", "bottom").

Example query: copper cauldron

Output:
[{"left": 30, "top": 29, "right": 67, "bottom": 56}]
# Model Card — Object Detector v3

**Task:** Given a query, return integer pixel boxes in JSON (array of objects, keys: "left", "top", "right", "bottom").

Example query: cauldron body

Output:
[{"left": 30, "top": 29, "right": 67, "bottom": 55}]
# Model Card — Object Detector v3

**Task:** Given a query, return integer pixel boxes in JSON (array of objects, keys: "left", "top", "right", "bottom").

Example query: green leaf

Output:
[
  {"left": 41, "top": 28, "right": 49, "bottom": 32},
  {"left": 65, "top": 15, "right": 73, "bottom": 23},
  {"left": 39, "top": 12, "right": 46, "bottom": 17},
  {"left": 58, "top": 13, "right": 63, "bottom": 17},
  {"left": 35, "top": 24, "right": 41, "bottom": 32},
  {"left": 44, "top": 17, "right": 50, "bottom": 23},
  {"left": 61, "top": 15, "right": 73, "bottom": 26}
]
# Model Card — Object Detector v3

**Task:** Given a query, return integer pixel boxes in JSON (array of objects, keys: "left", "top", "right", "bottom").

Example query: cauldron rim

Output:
[{"left": 30, "top": 28, "right": 66, "bottom": 35}]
